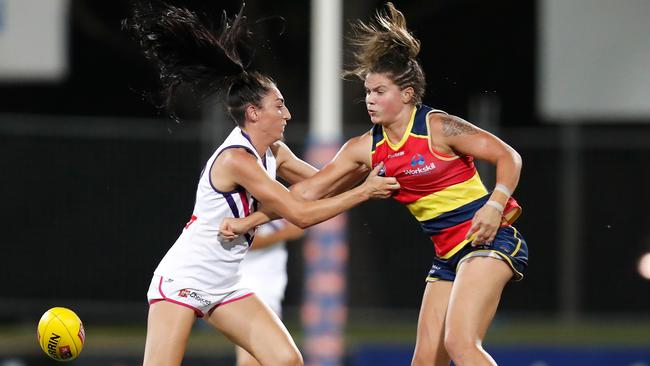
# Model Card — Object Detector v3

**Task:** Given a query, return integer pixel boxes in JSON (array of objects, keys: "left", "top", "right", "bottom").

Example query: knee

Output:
[
  {"left": 412, "top": 341, "right": 449, "bottom": 366},
  {"left": 411, "top": 346, "right": 435, "bottom": 366},
  {"left": 274, "top": 348, "right": 303, "bottom": 366},
  {"left": 443, "top": 332, "right": 477, "bottom": 362},
  {"left": 411, "top": 353, "right": 430, "bottom": 366},
  {"left": 236, "top": 357, "right": 260, "bottom": 366}
]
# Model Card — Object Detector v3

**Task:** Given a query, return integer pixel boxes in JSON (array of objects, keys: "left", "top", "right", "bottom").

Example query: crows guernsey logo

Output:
[
  {"left": 411, "top": 154, "right": 425, "bottom": 166},
  {"left": 405, "top": 154, "right": 435, "bottom": 175}
]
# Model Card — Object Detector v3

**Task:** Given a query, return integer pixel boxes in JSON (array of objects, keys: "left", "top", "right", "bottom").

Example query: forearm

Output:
[
  {"left": 287, "top": 135, "right": 372, "bottom": 201},
  {"left": 290, "top": 179, "right": 349, "bottom": 201},
  {"left": 322, "top": 165, "right": 369, "bottom": 198},
  {"left": 488, "top": 149, "right": 522, "bottom": 205},
  {"left": 289, "top": 165, "right": 366, "bottom": 201},
  {"left": 238, "top": 208, "right": 278, "bottom": 231},
  {"left": 249, "top": 184, "right": 369, "bottom": 229},
  {"left": 289, "top": 185, "right": 369, "bottom": 228},
  {"left": 290, "top": 177, "right": 331, "bottom": 201}
]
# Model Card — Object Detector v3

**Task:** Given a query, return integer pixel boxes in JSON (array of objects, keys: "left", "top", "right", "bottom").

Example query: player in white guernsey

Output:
[
  {"left": 236, "top": 220, "right": 304, "bottom": 366},
  {"left": 148, "top": 127, "right": 279, "bottom": 313},
  {"left": 127, "top": 4, "right": 400, "bottom": 366}
]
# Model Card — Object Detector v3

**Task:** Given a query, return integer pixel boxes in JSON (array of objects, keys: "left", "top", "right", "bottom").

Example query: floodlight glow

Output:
[{"left": 638, "top": 252, "right": 650, "bottom": 280}]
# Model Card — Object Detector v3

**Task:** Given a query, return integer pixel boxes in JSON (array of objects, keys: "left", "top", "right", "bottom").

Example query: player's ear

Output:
[
  {"left": 245, "top": 104, "right": 258, "bottom": 122},
  {"left": 401, "top": 87, "right": 414, "bottom": 104}
]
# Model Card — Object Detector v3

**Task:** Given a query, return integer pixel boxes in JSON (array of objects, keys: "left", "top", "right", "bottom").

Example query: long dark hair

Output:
[
  {"left": 124, "top": 2, "right": 275, "bottom": 125},
  {"left": 345, "top": 2, "right": 426, "bottom": 104}
]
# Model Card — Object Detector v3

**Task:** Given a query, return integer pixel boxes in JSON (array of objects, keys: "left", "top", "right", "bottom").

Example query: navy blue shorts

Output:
[{"left": 426, "top": 226, "right": 528, "bottom": 282}]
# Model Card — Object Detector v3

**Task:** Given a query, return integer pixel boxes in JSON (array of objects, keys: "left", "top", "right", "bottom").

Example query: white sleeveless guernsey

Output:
[{"left": 148, "top": 127, "right": 276, "bottom": 314}]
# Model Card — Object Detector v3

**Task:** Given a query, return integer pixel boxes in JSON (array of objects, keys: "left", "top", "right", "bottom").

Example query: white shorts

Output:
[{"left": 146, "top": 275, "right": 253, "bottom": 317}]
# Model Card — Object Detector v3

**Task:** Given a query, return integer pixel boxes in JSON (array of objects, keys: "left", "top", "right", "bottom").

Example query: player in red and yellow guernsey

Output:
[
  {"left": 370, "top": 104, "right": 523, "bottom": 264},
  {"left": 220, "top": 3, "right": 528, "bottom": 366}
]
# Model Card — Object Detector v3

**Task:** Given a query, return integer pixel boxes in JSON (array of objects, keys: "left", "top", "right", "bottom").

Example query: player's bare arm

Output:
[
  {"left": 291, "top": 133, "right": 374, "bottom": 201},
  {"left": 429, "top": 113, "right": 523, "bottom": 245},
  {"left": 271, "top": 141, "right": 319, "bottom": 184},
  {"left": 271, "top": 140, "right": 369, "bottom": 195},
  {"left": 219, "top": 134, "right": 381, "bottom": 238},
  {"left": 216, "top": 148, "right": 397, "bottom": 229}
]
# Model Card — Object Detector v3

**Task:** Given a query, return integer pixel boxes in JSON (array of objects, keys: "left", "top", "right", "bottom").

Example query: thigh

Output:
[
  {"left": 236, "top": 345, "right": 262, "bottom": 366},
  {"left": 206, "top": 294, "right": 300, "bottom": 365},
  {"left": 445, "top": 256, "right": 512, "bottom": 340},
  {"left": 143, "top": 301, "right": 197, "bottom": 366},
  {"left": 412, "top": 280, "right": 453, "bottom": 366}
]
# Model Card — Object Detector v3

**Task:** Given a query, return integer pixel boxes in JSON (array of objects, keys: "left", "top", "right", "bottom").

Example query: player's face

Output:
[
  {"left": 364, "top": 73, "right": 405, "bottom": 125},
  {"left": 257, "top": 85, "right": 291, "bottom": 141}
]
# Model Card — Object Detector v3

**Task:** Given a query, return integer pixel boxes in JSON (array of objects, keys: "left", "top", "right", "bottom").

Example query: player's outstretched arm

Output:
[
  {"left": 273, "top": 138, "right": 371, "bottom": 199},
  {"left": 219, "top": 135, "right": 375, "bottom": 238},
  {"left": 290, "top": 133, "right": 374, "bottom": 201},
  {"left": 217, "top": 148, "right": 397, "bottom": 230},
  {"left": 219, "top": 208, "right": 276, "bottom": 241},
  {"left": 272, "top": 141, "right": 319, "bottom": 184}
]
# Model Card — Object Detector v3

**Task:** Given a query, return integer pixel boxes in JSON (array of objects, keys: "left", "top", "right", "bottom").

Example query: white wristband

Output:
[
  {"left": 494, "top": 183, "right": 512, "bottom": 198},
  {"left": 485, "top": 200, "right": 504, "bottom": 214}
]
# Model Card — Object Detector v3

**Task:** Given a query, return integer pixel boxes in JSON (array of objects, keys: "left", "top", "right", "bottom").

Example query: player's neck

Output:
[
  {"left": 241, "top": 127, "right": 272, "bottom": 157},
  {"left": 383, "top": 105, "right": 415, "bottom": 144}
]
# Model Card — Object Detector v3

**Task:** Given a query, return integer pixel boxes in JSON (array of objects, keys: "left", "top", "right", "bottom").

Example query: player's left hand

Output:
[
  {"left": 219, "top": 217, "right": 245, "bottom": 241},
  {"left": 466, "top": 204, "right": 502, "bottom": 246}
]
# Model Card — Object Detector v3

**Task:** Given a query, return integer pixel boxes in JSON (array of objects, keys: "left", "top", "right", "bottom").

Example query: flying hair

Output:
[
  {"left": 124, "top": 2, "right": 275, "bottom": 124},
  {"left": 345, "top": 2, "right": 426, "bottom": 104}
]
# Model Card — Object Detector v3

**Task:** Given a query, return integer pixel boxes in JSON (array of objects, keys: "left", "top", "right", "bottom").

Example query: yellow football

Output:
[{"left": 37, "top": 307, "right": 85, "bottom": 361}]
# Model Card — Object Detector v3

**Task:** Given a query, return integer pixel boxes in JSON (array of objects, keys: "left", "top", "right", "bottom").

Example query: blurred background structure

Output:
[{"left": 1, "top": 0, "right": 650, "bottom": 365}]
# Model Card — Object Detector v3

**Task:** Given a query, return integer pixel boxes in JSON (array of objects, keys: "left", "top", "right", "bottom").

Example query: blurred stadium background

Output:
[{"left": 1, "top": 0, "right": 650, "bottom": 365}]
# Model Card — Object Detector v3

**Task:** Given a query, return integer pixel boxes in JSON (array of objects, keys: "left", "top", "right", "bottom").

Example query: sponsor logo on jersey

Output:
[
  {"left": 388, "top": 151, "right": 405, "bottom": 159},
  {"left": 404, "top": 162, "right": 436, "bottom": 175}
]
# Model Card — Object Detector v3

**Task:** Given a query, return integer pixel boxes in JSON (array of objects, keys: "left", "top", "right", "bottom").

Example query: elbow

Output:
[
  {"left": 284, "top": 209, "right": 312, "bottom": 229},
  {"left": 508, "top": 147, "right": 522, "bottom": 170},
  {"left": 290, "top": 184, "right": 320, "bottom": 201},
  {"left": 272, "top": 197, "right": 315, "bottom": 229},
  {"left": 301, "top": 191, "right": 323, "bottom": 201},
  {"left": 294, "top": 220, "right": 311, "bottom": 230},
  {"left": 289, "top": 215, "right": 311, "bottom": 229},
  {"left": 513, "top": 150, "right": 523, "bottom": 171}
]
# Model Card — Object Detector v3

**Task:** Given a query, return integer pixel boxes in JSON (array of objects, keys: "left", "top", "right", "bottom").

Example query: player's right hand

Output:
[
  {"left": 465, "top": 204, "right": 502, "bottom": 246},
  {"left": 362, "top": 162, "right": 400, "bottom": 199}
]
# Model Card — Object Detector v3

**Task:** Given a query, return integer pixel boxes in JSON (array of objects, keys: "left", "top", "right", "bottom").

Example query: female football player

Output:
[
  {"left": 126, "top": 4, "right": 398, "bottom": 365},
  {"left": 220, "top": 3, "right": 528, "bottom": 365}
]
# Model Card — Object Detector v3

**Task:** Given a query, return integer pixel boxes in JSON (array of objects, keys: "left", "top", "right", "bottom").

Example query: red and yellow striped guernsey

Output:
[{"left": 370, "top": 104, "right": 521, "bottom": 258}]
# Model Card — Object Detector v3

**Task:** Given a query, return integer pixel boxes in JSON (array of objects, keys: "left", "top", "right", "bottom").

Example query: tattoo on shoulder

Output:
[{"left": 441, "top": 115, "right": 479, "bottom": 137}]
